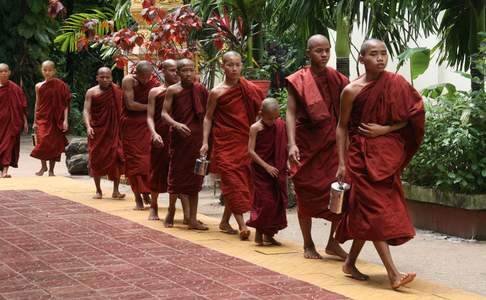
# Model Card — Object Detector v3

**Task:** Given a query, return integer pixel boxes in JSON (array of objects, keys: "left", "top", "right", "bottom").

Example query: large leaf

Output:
[{"left": 397, "top": 47, "right": 430, "bottom": 80}]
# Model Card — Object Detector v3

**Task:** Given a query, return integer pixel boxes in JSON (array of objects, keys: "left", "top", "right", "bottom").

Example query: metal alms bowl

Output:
[
  {"left": 194, "top": 156, "right": 210, "bottom": 176},
  {"left": 329, "top": 182, "right": 351, "bottom": 214}
]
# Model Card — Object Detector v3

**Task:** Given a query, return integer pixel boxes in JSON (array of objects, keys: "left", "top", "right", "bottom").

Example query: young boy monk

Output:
[
  {"left": 83, "top": 67, "right": 125, "bottom": 200},
  {"left": 31, "top": 60, "right": 71, "bottom": 176},
  {"left": 162, "top": 58, "right": 208, "bottom": 231},
  {"left": 247, "top": 98, "right": 288, "bottom": 246},
  {"left": 286, "top": 35, "right": 349, "bottom": 259},
  {"left": 0, "top": 63, "right": 28, "bottom": 178},
  {"left": 146, "top": 59, "right": 189, "bottom": 225},
  {"left": 335, "top": 38, "right": 425, "bottom": 290},
  {"left": 200, "top": 51, "right": 264, "bottom": 240}
]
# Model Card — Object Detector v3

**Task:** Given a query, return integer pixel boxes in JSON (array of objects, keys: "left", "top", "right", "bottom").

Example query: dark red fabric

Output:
[
  {"left": 246, "top": 118, "right": 288, "bottom": 235},
  {"left": 121, "top": 77, "right": 159, "bottom": 192},
  {"left": 168, "top": 83, "right": 208, "bottom": 195},
  {"left": 149, "top": 90, "right": 170, "bottom": 193},
  {"left": 0, "top": 81, "right": 27, "bottom": 168},
  {"left": 335, "top": 71, "right": 425, "bottom": 246},
  {"left": 31, "top": 78, "right": 71, "bottom": 161},
  {"left": 87, "top": 84, "right": 124, "bottom": 179},
  {"left": 286, "top": 67, "right": 349, "bottom": 220},
  {"left": 210, "top": 78, "right": 264, "bottom": 214}
]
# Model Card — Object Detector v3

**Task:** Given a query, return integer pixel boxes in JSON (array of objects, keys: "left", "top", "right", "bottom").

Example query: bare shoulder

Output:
[
  {"left": 210, "top": 84, "right": 227, "bottom": 99},
  {"left": 35, "top": 81, "right": 44, "bottom": 90},
  {"left": 122, "top": 75, "right": 135, "bottom": 87},
  {"left": 166, "top": 82, "right": 182, "bottom": 95},
  {"left": 86, "top": 85, "right": 99, "bottom": 95},
  {"left": 149, "top": 85, "right": 165, "bottom": 97}
]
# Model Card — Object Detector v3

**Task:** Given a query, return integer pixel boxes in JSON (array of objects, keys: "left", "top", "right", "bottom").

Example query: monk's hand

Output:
[
  {"left": 200, "top": 143, "right": 208, "bottom": 156},
  {"left": 359, "top": 123, "right": 390, "bottom": 138},
  {"left": 87, "top": 127, "right": 95, "bottom": 139},
  {"left": 152, "top": 133, "right": 164, "bottom": 147},
  {"left": 62, "top": 120, "right": 69, "bottom": 133},
  {"left": 175, "top": 122, "right": 191, "bottom": 137},
  {"left": 336, "top": 164, "right": 346, "bottom": 183},
  {"left": 265, "top": 165, "right": 279, "bottom": 178},
  {"left": 32, "top": 123, "right": 37, "bottom": 131},
  {"left": 23, "top": 122, "right": 29, "bottom": 134},
  {"left": 289, "top": 144, "right": 301, "bottom": 166}
]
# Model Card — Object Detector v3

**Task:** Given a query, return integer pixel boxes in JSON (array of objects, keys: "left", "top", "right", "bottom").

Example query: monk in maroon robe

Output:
[
  {"left": 0, "top": 63, "right": 28, "bottom": 178},
  {"left": 162, "top": 59, "right": 208, "bottom": 231},
  {"left": 147, "top": 59, "right": 189, "bottom": 224},
  {"left": 201, "top": 51, "right": 264, "bottom": 240},
  {"left": 335, "top": 39, "right": 425, "bottom": 289},
  {"left": 83, "top": 67, "right": 125, "bottom": 199},
  {"left": 121, "top": 61, "right": 160, "bottom": 210},
  {"left": 31, "top": 60, "right": 71, "bottom": 176},
  {"left": 247, "top": 98, "right": 288, "bottom": 246},
  {"left": 286, "top": 35, "right": 348, "bottom": 259}
]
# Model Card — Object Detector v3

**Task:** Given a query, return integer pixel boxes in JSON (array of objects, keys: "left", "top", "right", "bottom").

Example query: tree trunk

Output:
[
  {"left": 471, "top": 2, "right": 485, "bottom": 92},
  {"left": 335, "top": 2, "right": 351, "bottom": 77},
  {"left": 336, "top": 57, "right": 350, "bottom": 78}
]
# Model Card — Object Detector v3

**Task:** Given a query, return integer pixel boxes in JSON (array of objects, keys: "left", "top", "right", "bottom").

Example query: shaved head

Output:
[
  {"left": 360, "top": 38, "right": 386, "bottom": 55},
  {"left": 136, "top": 60, "right": 153, "bottom": 75},
  {"left": 307, "top": 34, "right": 330, "bottom": 50},
  {"left": 42, "top": 60, "right": 56, "bottom": 69},
  {"left": 97, "top": 67, "right": 111, "bottom": 75},
  {"left": 222, "top": 51, "right": 242, "bottom": 64},
  {"left": 0, "top": 63, "right": 9, "bottom": 71},
  {"left": 261, "top": 98, "right": 279, "bottom": 113},
  {"left": 177, "top": 58, "right": 194, "bottom": 70},
  {"left": 161, "top": 59, "right": 177, "bottom": 69}
]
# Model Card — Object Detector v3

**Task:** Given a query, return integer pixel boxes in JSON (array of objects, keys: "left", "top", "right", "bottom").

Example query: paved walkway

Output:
[{"left": 0, "top": 177, "right": 483, "bottom": 300}]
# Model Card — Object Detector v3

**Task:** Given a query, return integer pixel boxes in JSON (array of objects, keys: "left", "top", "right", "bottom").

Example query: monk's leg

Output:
[
  {"left": 234, "top": 214, "right": 250, "bottom": 240},
  {"left": 48, "top": 160, "right": 56, "bottom": 176},
  {"left": 373, "top": 241, "right": 416, "bottom": 289},
  {"left": 142, "top": 193, "right": 151, "bottom": 205},
  {"left": 187, "top": 194, "right": 208, "bottom": 230},
  {"left": 148, "top": 192, "right": 160, "bottom": 220},
  {"left": 325, "top": 221, "right": 348, "bottom": 260},
  {"left": 298, "top": 216, "right": 321, "bottom": 259},
  {"left": 92, "top": 176, "right": 102, "bottom": 199},
  {"left": 164, "top": 193, "right": 177, "bottom": 228},
  {"left": 263, "top": 234, "right": 282, "bottom": 246},
  {"left": 35, "top": 160, "right": 48, "bottom": 176},
  {"left": 219, "top": 201, "right": 237, "bottom": 234},
  {"left": 343, "top": 239, "right": 369, "bottom": 281},
  {"left": 1, "top": 166, "right": 10, "bottom": 178},
  {"left": 112, "top": 178, "right": 125, "bottom": 199},
  {"left": 255, "top": 229, "right": 263, "bottom": 246},
  {"left": 132, "top": 191, "right": 144, "bottom": 210}
]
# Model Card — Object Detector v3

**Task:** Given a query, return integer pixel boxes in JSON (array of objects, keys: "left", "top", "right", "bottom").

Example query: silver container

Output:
[
  {"left": 329, "top": 182, "right": 350, "bottom": 214},
  {"left": 194, "top": 156, "right": 210, "bottom": 176}
]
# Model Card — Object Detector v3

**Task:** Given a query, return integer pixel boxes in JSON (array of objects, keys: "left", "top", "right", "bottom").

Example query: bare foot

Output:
[
  {"left": 142, "top": 194, "right": 151, "bottom": 205},
  {"left": 164, "top": 209, "right": 175, "bottom": 228},
  {"left": 255, "top": 231, "right": 263, "bottom": 246},
  {"left": 325, "top": 242, "right": 348, "bottom": 261},
  {"left": 391, "top": 273, "right": 416, "bottom": 290},
  {"left": 183, "top": 219, "right": 204, "bottom": 225},
  {"left": 133, "top": 198, "right": 145, "bottom": 211},
  {"left": 239, "top": 229, "right": 251, "bottom": 241},
  {"left": 219, "top": 222, "right": 238, "bottom": 235},
  {"left": 343, "top": 264, "right": 369, "bottom": 281},
  {"left": 188, "top": 222, "right": 209, "bottom": 231},
  {"left": 148, "top": 208, "right": 160, "bottom": 221},
  {"left": 35, "top": 167, "right": 47, "bottom": 176},
  {"left": 2, "top": 174, "right": 12, "bottom": 178},
  {"left": 304, "top": 246, "right": 322, "bottom": 259},
  {"left": 263, "top": 235, "right": 282, "bottom": 246},
  {"left": 48, "top": 171, "right": 55, "bottom": 177},
  {"left": 92, "top": 192, "right": 102, "bottom": 199},
  {"left": 112, "top": 192, "right": 125, "bottom": 199}
]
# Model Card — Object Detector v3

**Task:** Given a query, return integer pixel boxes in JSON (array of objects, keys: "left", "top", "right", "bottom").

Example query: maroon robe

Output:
[
  {"left": 88, "top": 84, "right": 124, "bottom": 179},
  {"left": 168, "top": 83, "right": 208, "bottom": 195},
  {"left": 121, "top": 77, "right": 159, "bottom": 193},
  {"left": 149, "top": 89, "right": 170, "bottom": 193},
  {"left": 0, "top": 81, "right": 27, "bottom": 168},
  {"left": 335, "top": 71, "right": 425, "bottom": 245},
  {"left": 286, "top": 66, "right": 349, "bottom": 221},
  {"left": 31, "top": 78, "right": 71, "bottom": 161},
  {"left": 246, "top": 118, "right": 288, "bottom": 235},
  {"left": 210, "top": 78, "right": 264, "bottom": 214}
]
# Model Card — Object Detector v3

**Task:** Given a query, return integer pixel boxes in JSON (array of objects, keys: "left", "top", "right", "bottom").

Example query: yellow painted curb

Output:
[{"left": 1, "top": 177, "right": 483, "bottom": 300}]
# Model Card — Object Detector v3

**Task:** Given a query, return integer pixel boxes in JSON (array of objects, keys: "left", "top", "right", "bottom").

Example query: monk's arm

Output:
[
  {"left": 146, "top": 89, "right": 158, "bottom": 136},
  {"left": 336, "top": 86, "right": 355, "bottom": 181},
  {"left": 122, "top": 77, "right": 146, "bottom": 111},
  {"left": 83, "top": 90, "right": 94, "bottom": 138},
  {"left": 286, "top": 87, "right": 300, "bottom": 164},
  {"left": 32, "top": 84, "right": 40, "bottom": 129},
  {"left": 359, "top": 121, "right": 408, "bottom": 137},
  {"left": 200, "top": 89, "right": 218, "bottom": 155}
]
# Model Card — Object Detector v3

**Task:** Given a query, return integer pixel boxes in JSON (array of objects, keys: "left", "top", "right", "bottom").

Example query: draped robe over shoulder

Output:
[
  {"left": 210, "top": 78, "right": 264, "bottom": 214},
  {"left": 121, "top": 77, "right": 159, "bottom": 192},
  {"left": 286, "top": 67, "right": 348, "bottom": 221},
  {"left": 335, "top": 71, "right": 425, "bottom": 246},
  {"left": 88, "top": 84, "right": 124, "bottom": 179},
  {"left": 246, "top": 118, "right": 288, "bottom": 235},
  {"left": 0, "top": 81, "right": 27, "bottom": 168},
  {"left": 168, "top": 83, "right": 208, "bottom": 195},
  {"left": 149, "top": 89, "right": 170, "bottom": 193},
  {"left": 31, "top": 78, "right": 71, "bottom": 161}
]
